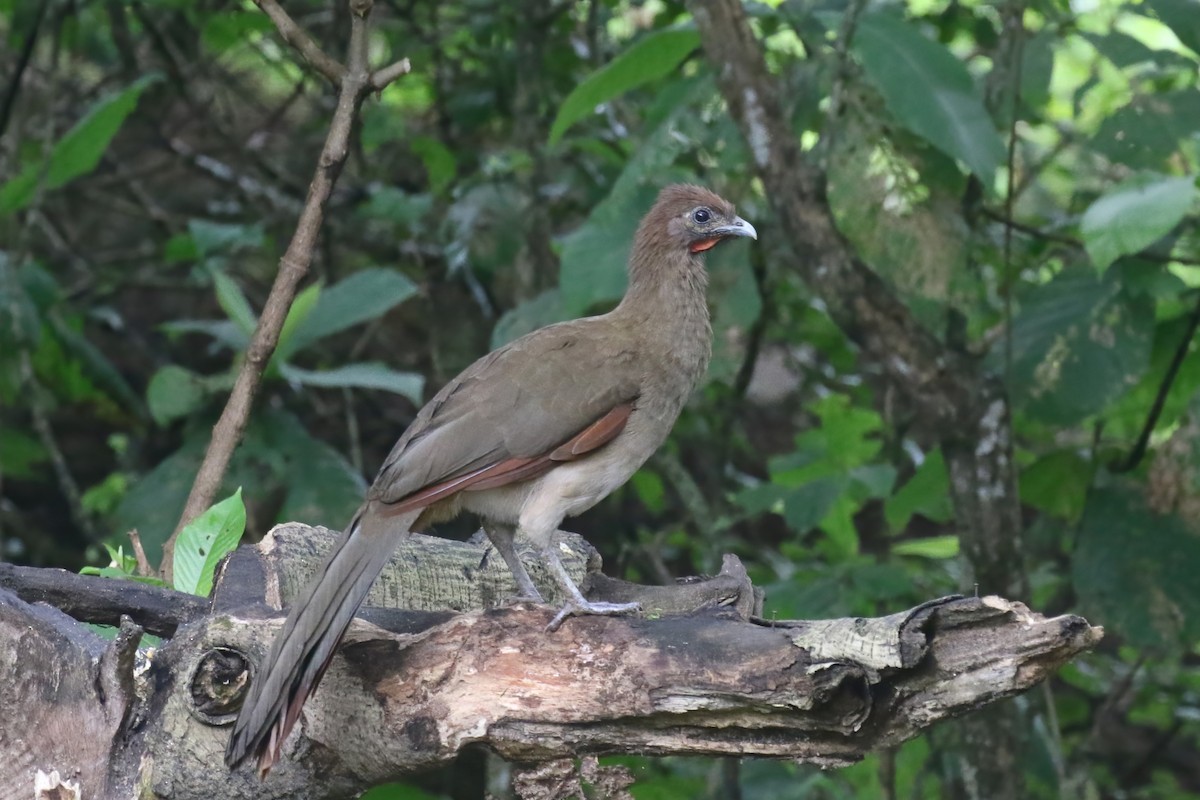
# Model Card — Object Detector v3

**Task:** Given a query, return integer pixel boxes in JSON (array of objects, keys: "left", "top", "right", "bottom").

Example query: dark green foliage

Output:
[{"left": 3, "top": 0, "right": 1200, "bottom": 796}]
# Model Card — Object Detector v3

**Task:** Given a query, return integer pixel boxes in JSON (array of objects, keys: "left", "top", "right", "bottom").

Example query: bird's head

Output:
[{"left": 642, "top": 184, "right": 757, "bottom": 255}]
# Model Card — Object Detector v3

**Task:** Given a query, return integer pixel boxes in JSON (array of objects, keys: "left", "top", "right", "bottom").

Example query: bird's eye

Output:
[{"left": 692, "top": 208, "right": 712, "bottom": 224}]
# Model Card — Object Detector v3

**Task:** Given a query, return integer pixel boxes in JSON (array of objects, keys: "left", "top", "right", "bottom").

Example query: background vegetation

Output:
[{"left": 2, "top": 0, "right": 1199, "bottom": 797}]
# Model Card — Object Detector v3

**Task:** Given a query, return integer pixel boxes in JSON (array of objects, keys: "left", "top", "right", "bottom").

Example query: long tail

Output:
[{"left": 224, "top": 506, "right": 417, "bottom": 774}]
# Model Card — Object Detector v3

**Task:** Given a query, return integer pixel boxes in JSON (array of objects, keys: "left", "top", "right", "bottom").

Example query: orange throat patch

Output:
[{"left": 689, "top": 237, "right": 720, "bottom": 253}]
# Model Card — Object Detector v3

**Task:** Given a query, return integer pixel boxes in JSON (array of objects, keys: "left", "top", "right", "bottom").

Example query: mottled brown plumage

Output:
[{"left": 225, "top": 184, "right": 756, "bottom": 774}]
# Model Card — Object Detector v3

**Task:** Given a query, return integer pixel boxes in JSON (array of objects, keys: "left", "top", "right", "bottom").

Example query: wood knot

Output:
[{"left": 188, "top": 646, "right": 251, "bottom": 724}]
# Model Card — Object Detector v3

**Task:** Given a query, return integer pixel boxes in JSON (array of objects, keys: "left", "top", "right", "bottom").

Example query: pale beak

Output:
[{"left": 713, "top": 216, "right": 757, "bottom": 240}]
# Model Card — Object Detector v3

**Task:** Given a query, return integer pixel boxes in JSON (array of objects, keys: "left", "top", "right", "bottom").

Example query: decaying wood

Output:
[{"left": 0, "top": 524, "right": 1100, "bottom": 800}]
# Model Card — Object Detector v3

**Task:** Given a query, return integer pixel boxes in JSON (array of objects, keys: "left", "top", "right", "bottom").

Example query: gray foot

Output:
[{"left": 547, "top": 598, "right": 641, "bottom": 632}]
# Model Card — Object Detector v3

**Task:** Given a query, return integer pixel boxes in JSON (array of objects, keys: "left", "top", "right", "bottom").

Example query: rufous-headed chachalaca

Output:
[{"left": 225, "top": 184, "right": 757, "bottom": 774}]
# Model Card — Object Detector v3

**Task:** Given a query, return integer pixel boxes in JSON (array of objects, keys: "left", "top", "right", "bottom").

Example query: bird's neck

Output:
[{"left": 610, "top": 243, "right": 712, "bottom": 377}]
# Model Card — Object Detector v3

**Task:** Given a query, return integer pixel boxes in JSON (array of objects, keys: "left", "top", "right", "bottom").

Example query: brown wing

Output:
[
  {"left": 376, "top": 402, "right": 633, "bottom": 515},
  {"left": 369, "top": 317, "right": 642, "bottom": 511}
]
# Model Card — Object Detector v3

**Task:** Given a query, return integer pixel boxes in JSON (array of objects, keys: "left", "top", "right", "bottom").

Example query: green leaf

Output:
[
  {"left": 409, "top": 136, "right": 457, "bottom": 195},
  {"left": 201, "top": 11, "right": 273, "bottom": 53},
  {"left": 274, "top": 282, "right": 322, "bottom": 364},
  {"left": 1004, "top": 267, "right": 1154, "bottom": 424},
  {"left": 0, "top": 428, "right": 46, "bottom": 479},
  {"left": 189, "top": 220, "right": 266, "bottom": 257},
  {"left": 212, "top": 271, "right": 258, "bottom": 337},
  {"left": 280, "top": 363, "right": 425, "bottom": 403},
  {"left": 261, "top": 411, "right": 366, "bottom": 526},
  {"left": 1091, "top": 91, "right": 1200, "bottom": 171},
  {"left": 161, "top": 319, "right": 248, "bottom": 350},
  {"left": 114, "top": 440, "right": 206, "bottom": 567},
  {"left": 172, "top": 489, "right": 247, "bottom": 596},
  {"left": 548, "top": 28, "right": 700, "bottom": 145},
  {"left": 885, "top": 450, "right": 952, "bottom": 531},
  {"left": 558, "top": 75, "right": 707, "bottom": 314},
  {"left": 820, "top": 492, "right": 861, "bottom": 558},
  {"left": 1080, "top": 174, "right": 1197, "bottom": 272},
  {"left": 491, "top": 289, "right": 568, "bottom": 348},
  {"left": 851, "top": 12, "right": 1005, "bottom": 184},
  {"left": 783, "top": 476, "right": 847, "bottom": 533},
  {"left": 1145, "top": 0, "right": 1200, "bottom": 55},
  {"left": 0, "top": 74, "right": 161, "bottom": 214},
  {"left": 0, "top": 258, "right": 42, "bottom": 347},
  {"left": 360, "top": 187, "right": 434, "bottom": 227},
  {"left": 1073, "top": 486, "right": 1200, "bottom": 649},
  {"left": 287, "top": 268, "right": 419, "bottom": 353},
  {"left": 1020, "top": 450, "right": 1091, "bottom": 522},
  {"left": 892, "top": 535, "right": 959, "bottom": 559},
  {"left": 146, "top": 365, "right": 211, "bottom": 426}
]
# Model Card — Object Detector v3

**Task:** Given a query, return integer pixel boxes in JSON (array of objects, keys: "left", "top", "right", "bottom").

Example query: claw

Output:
[{"left": 546, "top": 599, "right": 641, "bottom": 632}]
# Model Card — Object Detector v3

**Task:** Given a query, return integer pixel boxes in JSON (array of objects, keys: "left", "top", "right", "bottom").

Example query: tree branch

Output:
[
  {"left": 685, "top": 0, "right": 1027, "bottom": 601},
  {"left": 167, "top": 0, "right": 410, "bottom": 578},
  {"left": 251, "top": 0, "right": 346, "bottom": 84},
  {"left": 0, "top": 561, "right": 206, "bottom": 637},
  {"left": 0, "top": 525, "right": 1100, "bottom": 799}
]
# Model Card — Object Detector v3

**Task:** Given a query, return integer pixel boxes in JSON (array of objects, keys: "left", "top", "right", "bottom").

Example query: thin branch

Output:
[
  {"left": 167, "top": 0, "right": 397, "bottom": 579},
  {"left": 0, "top": 0, "right": 46, "bottom": 141},
  {"left": 128, "top": 528, "right": 154, "bottom": 578},
  {"left": 1112, "top": 289, "right": 1200, "bottom": 473},
  {"left": 981, "top": 207, "right": 1200, "bottom": 267},
  {"left": 371, "top": 57, "right": 412, "bottom": 89},
  {"left": 252, "top": 0, "right": 347, "bottom": 84},
  {"left": 0, "top": 562, "right": 206, "bottom": 637},
  {"left": 817, "top": 0, "right": 869, "bottom": 168},
  {"left": 998, "top": 7, "right": 1026, "bottom": 390}
]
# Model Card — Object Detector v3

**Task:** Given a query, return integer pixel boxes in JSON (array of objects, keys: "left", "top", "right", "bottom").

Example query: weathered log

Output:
[{"left": 0, "top": 524, "right": 1101, "bottom": 800}]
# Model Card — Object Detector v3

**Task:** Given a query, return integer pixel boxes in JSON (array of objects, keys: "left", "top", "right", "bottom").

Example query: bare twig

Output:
[
  {"left": 980, "top": 207, "right": 1200, "bottom": 267},
  {"left": 0, "top": 0, "right": 46, "bottom": 141},
  {"left": 1112, "top": 289, "right": 1200, "bottom": 473},
  {"left": 166, "top": 0, "right": 410, "bottom": 580},
  {"left": 252, "top": 0, "right": 347, "bottom": 84},
  {"left": 371, "top": 57, "right": 412, "bottom": 89},
  {"left": 128, "top": 529, "right": 154, "bottom": 577}
]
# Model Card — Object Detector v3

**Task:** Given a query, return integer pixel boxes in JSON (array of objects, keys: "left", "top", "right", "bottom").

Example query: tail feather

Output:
[{"left": 224, "top": 508, "right": 417, "bottom": 774}]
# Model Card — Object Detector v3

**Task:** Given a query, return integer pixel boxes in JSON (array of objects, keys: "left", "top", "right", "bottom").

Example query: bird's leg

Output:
[
  {"left": 542, "top": 542, "right": 640, "bottom": 632},
  {"left": 481, "top": 522, "right": 545, "bottom": 604}
]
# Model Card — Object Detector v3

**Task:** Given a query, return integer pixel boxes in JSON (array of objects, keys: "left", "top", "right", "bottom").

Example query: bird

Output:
[{"left": 224, "top": 183, "right": 757, "bottom": 774}]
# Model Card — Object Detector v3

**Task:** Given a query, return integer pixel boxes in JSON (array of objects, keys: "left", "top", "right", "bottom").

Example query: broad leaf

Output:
[
  {"left": 1073, "top": 486, "right": 1200, "bottom": 649},
  {"left": 212, "top": 271, "right": 258, "bottom": 337},
  {"left": 280, "top": 363, "right": 425, "bottom": 403},
  {"left": 491, "top": 289, "right": 567, "bottom": 348},
  {"left": 1004, "top": 267, "right": 1154, "bottom": 424},
  {"left": 1080, "top": 174, "right": 1197, "bottom": 272},
  {"left": 885, "top": 450, "right": 952, "bottom": 531},
  {"left": 548, "top": 28, "right": 700, "bottom": 145},
  {"left": 161, "top": 319, "right": 248, "bottom": 350},
  {"left": 892, "top": 535, "right": 959, "bottom": 559},
  {"left": 189, "top": 219, "right": 266, "bottom": 257},
  {"left": 1020, "top": 450, "right": 1091, "bottom": 522},
  {"left": 1145, "top": 0, "right": 1200, "bottom": 55},
  {"left": 1091, "top": 91, "right": 1200, "bottom": 171},
  {"left": 559, "top": 77, "right": 709, "bottom": 314},
  {"left": 251, "top": 409, "right": 366, "bottom": 527},
  {"left": 274, "top": 282, "right": 322, "bottom": 363},
  {"left": 287, "top": 268, "right": 419, "bottom": 354},
  {"left": 851, "top": 12, "right": 1005, "bottom": 185},
  {"left": 783, "top": 477, "right": 846, "bottom": 533},
  {"left": 0, "top": 74, "right": 161, "bottom": 213},
  {"left": 410, "top": 137, "right": 457, "bottom": 195},
  {"left": 146, "top": 365, "right": 211, "bottom": 426},
  {"left": 172, "top": 488, "right": 246, "bottom": 596}
]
